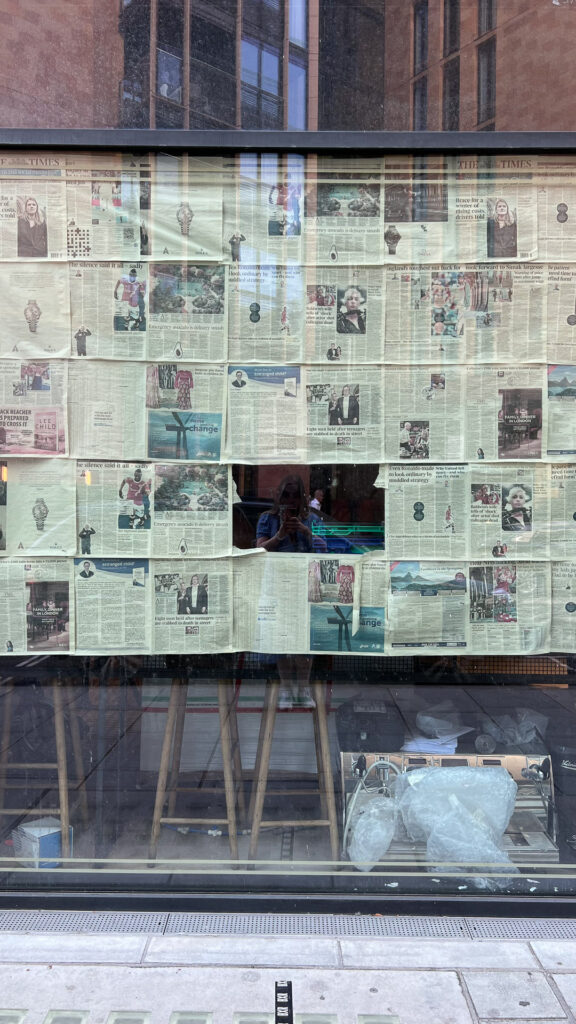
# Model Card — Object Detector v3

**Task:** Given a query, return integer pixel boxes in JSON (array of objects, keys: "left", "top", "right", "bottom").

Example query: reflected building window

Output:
[
  {"left": 288, "top": 60, "right": 307, "bottom": 129},
  {"left": 413, "top": 76, "right": 427, "bottom": 130},
  {"left": 157, "top": 50, "right": 183, "bottom": 103},
  {"left": 477, "top": 36, "right": 496, "bottom": 125},
  {"left": 414, "top": 1, "right": 428, "bottom": 74},
  {"left": 241, "top": 39, "right": 282, "bottom": 128},
  {"left": 443, "top": 57, "right": 460, "bottom": 130},
  {"left": 478, "top": 0, "right": 496, "bottom": 36},
  {"left": 444, "top": 0, "right": 460, "bottom": 56},
  {"left": 290, "top": 0, "right": 307, "bottom": 46}
]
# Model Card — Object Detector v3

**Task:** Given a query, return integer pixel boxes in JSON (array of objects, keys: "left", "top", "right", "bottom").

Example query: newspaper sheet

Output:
[
  {"left": 232, "top": 551, "right": 309, "bottom": 654},
  {"left": 146, "top": 363, "right": 225, "bottom": 463},
  {"left": 226, "top": 364, "right": 306, "bottom": 463},
  {"left": 550, "top": 465, "right": 576, "bottom": 560},
  {"left": 307, "top": 553, "right": 387, "bottom": 655},
  {"left": 69, "top": 262, "right": 147, "bottom": 360},
  {"left": 537, "top": 183, "right": 576, "bottom": 261},
  {"left": 303, "top": 174, "right": 383, "bottom": 265},
  {"left": 1, "top": 458, "right": 76, "bottom": 557},
  {"left": 69, "top": 361, "right": 146, "bottom": 460},
  {"left": 464, "top": 365, "right": 546, "bottom": 462},
  {"left": 228, "top": 264, "right": 305, "bottom": 364},
  {"left": 383, "top": 366, "right": 465, "bottom": 463},
  {"left": 0, "top": 359, "right": 67, "bottom": 456},
  {"left": 65, "top": 157, "right": 141, "bottom": 260},
  {"left": 469, "top": 463, "right": 550, "bottom": 562},
  {"left": 551, "top": 561, "right": 576, "bottom": 652},
  {"left": 547, "top": 364, "right": 576, "bottom": 459},
  {"left": 224, "top": 155, "right": 304, "bottom": 266},
  {"left": 152, "top": 557, "right": 233, "bottom": 653},
  {"left": 469, "top": 562, "right": 550, "bottom": 654},
  {"left": 0, "top": 557, "right": 73, "bottom": 654},
  {"left": 545, "top": 266, "right": 576, "bottom": 364},
  {"left": 76, "top": 461, "right": 153, "bottom": 558},
  {"left": 0, "top": 153, "right": 67, "bottom": 260},
  {"left": 147, "top": 262, "right": 227, "bottom": 362},
  {"left": 385, "top": 464, "right": 468, "bottom": 560},
  {"left": 74, "top": 556, "right": 149, "bottom": 653},
  {"left": 153, "top": 463, "right": 232, "bottom": 557},
  {"left": 306, "top": 367, "right": 385, "bottom": 464},
  {"left": 304, "top": 267, "right": 385, "bottom": 364},
  {"left": 384, "top": 264, "right": 545, "bottom": 364},
  {"left": 145, "top": 154, "right": 223, "bottom": 261},
  {"left": 0, "top": 263, "right": 70, "bottom": 358},
  {"left": 387, "top": 560, "right": 469, "bottom": 652}
]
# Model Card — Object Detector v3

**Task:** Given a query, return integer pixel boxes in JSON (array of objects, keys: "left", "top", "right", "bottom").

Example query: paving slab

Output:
[
  {"left": 340, "top": 938, "right": 537, "bottom": 970},
  {"left": 145, "top": 936, "right": 340, "bottom": 967},
  {"left": 0, "top": 934, "right": 147, "bottom": 964},
  {"left": 550, "top": 974, "right": 576, "bottom": 1015},
  {"left": 462, "top": 971, "right": 566, "bottom": 1019},
  {"left": 532, "top": 943, "right": 576, "bottom": 970}
]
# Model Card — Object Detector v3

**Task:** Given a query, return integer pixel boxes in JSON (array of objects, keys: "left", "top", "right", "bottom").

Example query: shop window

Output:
[{"left": 478, "top": 35, "right": 496, "bottom": 124}]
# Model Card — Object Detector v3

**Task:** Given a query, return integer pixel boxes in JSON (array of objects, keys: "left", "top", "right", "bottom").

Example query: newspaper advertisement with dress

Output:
[
  {"left": 147, "top": 262, "right": 227, "bottom": 362},
  {"left": 0, "top": 557, "right": 73, "bottom": 654},
  {"left": 306, "top": 367, "right": 384, "bottom": 464},
  {"left": 0, "top": 359, "right": 67, "bottom": 457},
  {"left": 303, "top": 173, "right": 383, "bottom": 265},
  {"left": 152, "top": 557, "right": 233, "bottom": 653},
  {"left": 383, "top": 365, "right": 465, "bottom": 463},
  {"left": 547, "top": 364, "right": 576, "bottom": 459},
  {"left": 0, "top": 458, "right": 76, "bottom": 557},
  {"left": 146, "top": 363, "right": 225, "bottom": 463},
  {"left": 76, "top": 461, "right": 153, "bottom": 558},
  {"left": 145, "top": 154, "right": 223, "bottom": 262},
  {"left": 74, "top": 556, "right": 149, "bottom": 653},
  {"left": 69, "top": 262, "right": 147, "bottom": 360},
  {"left": 68, "top": 361, "right": 146, "bottom": 461},
  {"left": 464, "top": 365, "right": 546, "bottom": 462},
  {"left": 65, "top": 155, "right": 141, "bottom": 260},
  {"left": 551, "top": 561, "right": 576, "bottom": 652},
  {"left": 304, "top": 267, "right": 385, "bottom": 364},
  {"left": 384, "top": 264, "right": 545, "bottom": 364},
  {"left": 550, "top": 465, "right": 576, "bottom": 560},
  {"left": 385, "top": 464, "right": 468, "bottom": 561},
  {"left": 307, "top": 553, "right": 387, "bottom": 655},
  {"left": 0, "top": 263, "right": 70, "bottom": 358},
  {"left": 468, "top": 562, "right": 550, "bottom": 654},
  {"left": 226, "top": 364, "right": 306, "bottom": 463},
  {"left": 0, "top": 152, "right": 67, "bottom": 260},
  {"left": 227, "top": 264, "right": 305, "bottom": 364}
]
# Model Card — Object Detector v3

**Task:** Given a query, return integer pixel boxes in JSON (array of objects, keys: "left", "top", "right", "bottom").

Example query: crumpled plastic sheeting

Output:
[
  {"left": 415, "top": 700, "right": 473, "bottom": 739},
  {"left": 480, "top": 708, "right": 549, "bottom": 749},
  {"left": 396, "top": 765, "right": 519, "bottom": 890},
  {"left": 347, "top": 793, "right": 396, "bottom": 872}
]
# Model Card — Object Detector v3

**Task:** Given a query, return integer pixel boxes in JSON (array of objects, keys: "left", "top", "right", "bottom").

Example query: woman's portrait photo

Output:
[
  {"left": 17, "top": 196, "right": 48, "bottom": 258},
  {"left": 336, "top": 287, "right": 367, "bottom": 334},
  {"left": 486, "top": 197, "right": 517, "bottom": 259}
]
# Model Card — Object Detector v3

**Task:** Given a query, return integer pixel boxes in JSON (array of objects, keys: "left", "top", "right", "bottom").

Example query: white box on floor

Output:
[{"left": 11, "top": 816, "right": 73, "bottom": 868}]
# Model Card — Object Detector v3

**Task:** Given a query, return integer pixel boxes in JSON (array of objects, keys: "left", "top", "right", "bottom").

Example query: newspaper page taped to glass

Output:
[
  {"left": 0, "top": 359, "right": 67, "bottom": 457},
  {"left": 547, "top": 364, "right": 576, "bottom": 459},
  {"left": 69, "top": 361, "right": 146, "bottom": 461},
  {"left": 152, "top": 557, "right": 232, "bottom": 653},
  {"left": 469, "top": 463, "right": 550, "bottom": 562},
  {"left": 232, "top": 551, "right": 309, "bottom": 654},
  {"left": 308, "top": 553, "right": 387, "bottom": 656},
  {"left": 385, "top": 464, "right": 468, "bottom": 560},
  {"left": 464, "top": 365, "right": 546, "bottom": 462},
  {"left": 146, "top": 154, "right": 223, "bottom": 262},
  {"left": 0, "top": 152, "right": 67, "bottom": 260},
  {"left": 547, "top": 266, "right": 576, "bottom": 365},
  {"left": 228, "top": 264, "right": 304, "bottom": 364},
  {"left": 537, "top": 182, "right": 576, "bottom": 261},
  {"left": 65, "top": 161, "right": 141, "bottom": 260},
  {"left": 148, "top": 262, "right": 227, "bottom": 362},
  {"left": 304, "top": 267, "right": 384, "bottom": 364},
  {"left": 70, "top": 262, "right": 147, "bottom": 360},
  {"left": 306, "top": 366, "right": 384, "bottom": 464},
  {"left": 551, "top": 561, "right": 576, "bottom": 652},
  {"left": 383, "top": 365, "right": 465, "bottom": 463},
  {"left": 384, "top": 264, "right": 545, "bottom": 364},
  {"left": 0, "top": 263, "right": 70, "bottom": 358},
  {"left": 226, "top": 364, "right": 306, "bottom": 463},
  {"left": 469, "top": 562, "right": 550, "bottom": 654},
  {"left": 152, "top": 463, "right": 231, "bottom": 557},
  {"left": 146, "top": 363, "right": 225, "bottom": 463},
  {"left": 223, "top": 155, "right": 304, "bottom": 266},
  {"left": 0, "top": 558, "right": 74, "bottom": 655},
  {"left": 387, "top": 560, "right": 469, "bottom": 652},
  {"left": 74, "top": 556, "right": 149, "bottom": 654},
  {"left": 1, "top": 458, "right": 76, "bottom": 557},
  {"left": 304, "top": 173, "right": 383, "bottom": 265},
  {"left": 550, "top": 465, "right": 576, "bottom": 560},
  {"left": 76, "top": 461, "right": 153, "bottom": 558},
  {"left": 382, "top": 157, "right": 451, "bottom": 265}
]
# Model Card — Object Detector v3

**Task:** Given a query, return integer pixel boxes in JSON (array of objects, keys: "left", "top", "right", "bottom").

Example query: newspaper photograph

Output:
[
  {"left": 464, "top": 365, "right": 546, "bottom": 462},
  {"left": 550, "top": 465, "right": 576, "bottom": 560},
  {"left": 304, "top": 175, "right": 383, "bottom": 264},
  {"left": 551, "top": 561, "right": 576, "bottom": 652},
  {"left": 547, "top": 364, "right": 576, "bottom": 459},
  {"left": 65, "top": 166, "right": 141, "bottom": 260},
  {"left": 470, "top": 464, "right": 550, "bottom": 562},
  {"left": 469, "top": 562, "right": 550, "bottom": 654},
  {"left": 76, "top": 461, "right": 153, "bottom": 558},
  {"left": 304, "top": 268, "right": 385, "bottom": 363},
  {"left": 69, "top": 361, "right": 146, "bottom": 460},
  {"left": 70, "top": 262, "right": 147, "bottom": 360},
  {"left": 306, "top": 367, "right": 384, "bottom": 464},
  {"left": 382, "top": 160, "right": 450, "bottom": 264},
  {"left": 387, "top": 560, "right": 468, "bottom": 651},
  {"left": 0, "top": 156, "right": 67, "bottom": 260},
  {"left": 225, "top": 158, "right": 304, "bottom": 266},
  {"left": 0, "top": 359, "right": 67, "bottom": 456},
  {"left": 384, "top": 264, "right": 545, "bottom": 364},
  {"left": 146, "top": 363, "right": 225, "bottom": 462},
  {"left": 383, "top": 366, "right": 465, "bottom": 463},
  {"left": 547, "top": 266, "right": 576, "bottom": 364},
  {"left": 308, "top": 554, "right": 386, "bottom": 655},
  {"left": 232, "top": 551, "right": 309, "bottom": 654},
  {"left": 385, "top": 464, "right": 468, "bottom": 560},
  {"left": 1, "top": 458, "right": 76, "bottom": 557},
  {"left": 147, "top": 262, "right": 227, "bottom": 362},
  {"left": 152, "top": 557, "right": 233, "bottom": 653},
  {"left": 145, "top": 154, "right": 223, "bottom": 261},
  {"left": 153, "top": 463, "right": 231, "bottom": 557},
  {"left": 74, "top": 556, "right": 149, "bottom": 654},
  {"left": 0, "top": 558, "right": 73, "bottom": 654},
  {"left": 226, "top": 365, "right": 306, "bottom": 463},
  {"left": 0, "top": 263, "right": 70, "bottom": 358},
  {"left": 228, "top": 264, "right": 304, "bottom": 364}
]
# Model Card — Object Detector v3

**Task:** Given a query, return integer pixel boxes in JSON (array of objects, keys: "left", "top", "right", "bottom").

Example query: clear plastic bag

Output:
[
  {"left": 347, "top": 795, "right": 396, "bottom": 872},
  {"left": 480, "top": 708, "right": 548, "bottom": 748}
]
